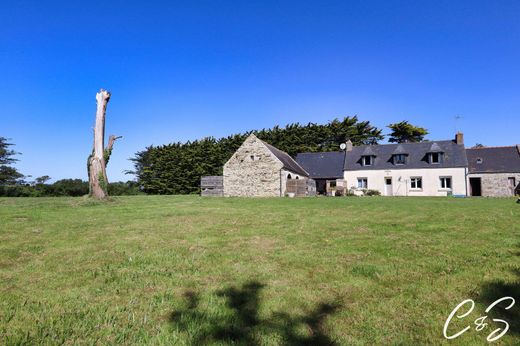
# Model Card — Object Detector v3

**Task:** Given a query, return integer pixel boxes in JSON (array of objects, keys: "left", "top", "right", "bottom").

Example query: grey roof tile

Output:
[
  {"left": 295, "top": 152, "right": 345, "bottom": 179},
  {"left": 344, "top": 140, "right": 467, "bottom": 171},
  {"left": 466, "top": 146, "right": 520, "bottom": 173},
  {"left": 261, "top": 141, "right": 309, "bottom": 177}
]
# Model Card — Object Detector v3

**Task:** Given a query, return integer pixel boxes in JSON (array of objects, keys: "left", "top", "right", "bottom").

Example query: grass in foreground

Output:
[{"left": 0, "top": 196, "right": 519, "bottom": 345}]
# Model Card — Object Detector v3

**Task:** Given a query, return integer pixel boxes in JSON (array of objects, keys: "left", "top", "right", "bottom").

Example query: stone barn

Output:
[
  {"left": 223, "top": 134, "right": 309, "bottom": 197},
  {"left": 466, "top": 145, "right": 520, "bottom": 197}
]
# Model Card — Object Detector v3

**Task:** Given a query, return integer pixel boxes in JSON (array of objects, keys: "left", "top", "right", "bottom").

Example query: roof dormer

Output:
[
  {"left": 428, "top": 143, "right": 444, "bottom": 164},
  {"left": 392, "top": 144, "right": 408, "bottom": 165},
  {"left": 361, "top": 146, "right": 376, "bottom": 166}
]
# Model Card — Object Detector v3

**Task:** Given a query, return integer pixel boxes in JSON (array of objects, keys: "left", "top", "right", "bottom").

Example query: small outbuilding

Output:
[
  {"left": 466, "top": 145, "right": 520, "bottom": 197},
  {"left": 295, "top": 152, "right": 345, "bottom": 195},
  {"left": 223, "top": 134, "right": 310, "bottom": 197}
]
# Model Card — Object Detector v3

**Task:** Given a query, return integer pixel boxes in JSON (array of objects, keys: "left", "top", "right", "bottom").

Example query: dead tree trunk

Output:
[{"left": 87, "top": 89, "right": 121, "bottom": 199}]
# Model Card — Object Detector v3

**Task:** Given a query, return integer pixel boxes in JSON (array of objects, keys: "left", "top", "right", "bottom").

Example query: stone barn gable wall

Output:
[{"left": 223, "top": 135, "right": 284, "bottom": 197}]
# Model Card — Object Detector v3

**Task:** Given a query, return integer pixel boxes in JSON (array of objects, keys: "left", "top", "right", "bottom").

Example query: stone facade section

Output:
[
  {"left": 223, "top": 134, "right": 284, "bottom": 197},
  {"left": 468, "top": 173, "right": 520, "bottom": 197}
]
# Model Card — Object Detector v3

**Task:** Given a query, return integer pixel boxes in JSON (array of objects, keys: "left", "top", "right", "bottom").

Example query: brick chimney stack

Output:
[
  {"left": 346, "top": 140, "right": 353, "bottom": 151},
  {"left": 455, "top": 132, "right": 464, "bottom": 145}
]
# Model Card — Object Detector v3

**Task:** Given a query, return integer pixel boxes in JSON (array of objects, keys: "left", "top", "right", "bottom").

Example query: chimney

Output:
[
  {"left": 455, "top": 132, "right": 464, "bottom": 145},
  {"left": 346, "top": 140, "right": 353, "bottom": 151}
]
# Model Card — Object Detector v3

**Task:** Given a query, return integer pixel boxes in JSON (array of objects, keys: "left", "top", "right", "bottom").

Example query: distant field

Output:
[{"left": 0, "top": 196, "right": 519, "bottom": 345}]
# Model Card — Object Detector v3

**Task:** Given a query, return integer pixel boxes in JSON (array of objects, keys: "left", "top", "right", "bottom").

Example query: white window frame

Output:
[
  {"left": 430, "top": 152, "right": 441, "bottom": 164},
  {"left": 357, "top": 178, "right": 368, "bottom": 189},
  {"left": 362, "top": 156, "right": 373, "bottom": 166},
  {"left": 410, "top": 177, "right": 422, "bottom": 190},
  {"left": 440, "top": 176, "right": 452, "bottom": 190}
]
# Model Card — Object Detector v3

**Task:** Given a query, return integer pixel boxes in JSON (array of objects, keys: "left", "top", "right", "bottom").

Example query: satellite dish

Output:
[{"left": 340, "top": 143, "right": 347, "bottom": 150}]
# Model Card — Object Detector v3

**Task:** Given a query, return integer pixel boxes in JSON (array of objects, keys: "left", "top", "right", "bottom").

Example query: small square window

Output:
[
  {"left": 394, "top": 154, "right": 406, "bottom": 165},
  {"left": 440, "top": 177, "right": 452, "bottom": 189},
  {"left": 357, "top": 178, "right": 368, "bottom": 189},
  {"left": 410, "top": 177, "right": 422, "bottom": 189},
  {"left": 430, "top": 153, "right": 441, "bottom": 164},
  {"left": 362, "top": 156, "right": 373, "bottom": 166}
]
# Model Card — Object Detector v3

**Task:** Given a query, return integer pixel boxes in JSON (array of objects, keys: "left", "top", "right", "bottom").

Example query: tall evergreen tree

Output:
[
  {"left": 387, "top": 121, "right": 428, "bottom": 143},
  {"left": 0, "top": 137, "right": 23, "bottom": 185}
]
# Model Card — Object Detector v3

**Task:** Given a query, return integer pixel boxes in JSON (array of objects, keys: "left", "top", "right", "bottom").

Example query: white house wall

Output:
[{"left": 344, "top": 167, "right": 467, "bottom": 196}]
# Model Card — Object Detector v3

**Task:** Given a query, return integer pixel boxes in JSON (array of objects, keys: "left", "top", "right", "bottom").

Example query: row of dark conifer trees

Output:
[{"left": 129, "top": 116, "right": 386, "bottom": 194}]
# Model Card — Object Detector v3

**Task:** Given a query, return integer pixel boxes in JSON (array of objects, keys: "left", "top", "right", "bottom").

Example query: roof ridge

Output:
[{"left": 467, "top": 145, "right": 517, "bottom": 150}]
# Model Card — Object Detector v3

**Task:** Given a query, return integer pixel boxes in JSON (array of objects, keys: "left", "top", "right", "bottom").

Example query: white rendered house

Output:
[{"left": 343, "top": 133, "right": 468, "bottom": 196}]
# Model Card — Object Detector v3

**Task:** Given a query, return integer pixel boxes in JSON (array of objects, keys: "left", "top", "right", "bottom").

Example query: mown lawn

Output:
[{"left": 0, "top": 196, "right": 519, "bottom": 345}]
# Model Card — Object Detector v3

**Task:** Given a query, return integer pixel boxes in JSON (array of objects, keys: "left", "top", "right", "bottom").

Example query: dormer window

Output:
[
  {"left": 429, "top": 152, "right": 442, "bottom": 164},
  {"left": 362, "top": 156, "right": 373, "bottom": 166},
  {"left": 393, "top": 154, "right": 407, "bottom": 165}
]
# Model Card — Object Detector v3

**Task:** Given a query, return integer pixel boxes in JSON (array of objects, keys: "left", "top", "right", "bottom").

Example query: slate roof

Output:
[
  {"left": 295, "top": 152, "right": 345, "bottom": 179},
  {"left": 344, "top": 140, "right": 468, "bottom": 171},
  {"left": 466, "top": 146, "right": 520, "bottom": 173},
  {"left": 392, "top": 144, "right": 407, "bottom": 154},
  {"left": 261, "top": 141, "right": 309, "bottom": 177}
]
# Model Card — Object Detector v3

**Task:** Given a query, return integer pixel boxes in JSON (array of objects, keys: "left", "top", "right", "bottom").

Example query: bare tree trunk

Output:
[{"left": 87, "top": 89, "right": 121, "bottom": 199}]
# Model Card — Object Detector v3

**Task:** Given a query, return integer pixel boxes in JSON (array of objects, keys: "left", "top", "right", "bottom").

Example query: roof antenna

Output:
[{"left": 454, "top": 115, "right": 463, "bottom": 133}]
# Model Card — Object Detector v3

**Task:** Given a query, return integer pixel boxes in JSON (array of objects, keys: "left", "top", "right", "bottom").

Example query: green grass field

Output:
[{"left": 0, "top": 196, "right": 519, "bottom": 345}]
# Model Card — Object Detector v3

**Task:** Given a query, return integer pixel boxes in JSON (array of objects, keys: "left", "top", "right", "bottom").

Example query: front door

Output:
[{"left": 384, "top": 177, "right": 393, "bottom": 196}]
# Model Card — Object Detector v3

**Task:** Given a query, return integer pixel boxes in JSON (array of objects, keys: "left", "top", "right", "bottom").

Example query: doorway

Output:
[
  {"left": 469, "top": 177, "right": 482, "bottom": 196},
  {"left": 384, "top": 177, "right": 393, "bottom": 196}
]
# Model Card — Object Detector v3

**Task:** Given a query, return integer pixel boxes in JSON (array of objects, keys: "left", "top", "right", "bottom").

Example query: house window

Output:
[
  {"left": 287, "top": 174, "right": 292, "bottom": 179},
  {"left": 362, "top": 156, "right": 373, "bottom": 166},
  {"left": 440, "top": 177, "right": 452, "bottom": 189},
  {"left": 429, "top": 152, "right": 442, "bottom": 164},
  {"left": 357, "top": 178, "right": 368, "bottom": 189},
  {"left": 476, "top": 158, "right": 483, "bottom": 164},
  {"left": 509, "top": 177, "right": 516, "bottom": 188},
  {"left": 393, "top": 154, "right": 406, "bottom": 165},
  {"left": 410, "top": 177, "right": 422, "bottom": 189}
]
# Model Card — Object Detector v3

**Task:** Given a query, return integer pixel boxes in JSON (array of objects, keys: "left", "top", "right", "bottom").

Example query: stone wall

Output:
[
  {"left": 468, "top": 173, "right": 520, "bottom": 197},
  {"left": 223, "top": 135, "right": 283, "bottom": 197}
]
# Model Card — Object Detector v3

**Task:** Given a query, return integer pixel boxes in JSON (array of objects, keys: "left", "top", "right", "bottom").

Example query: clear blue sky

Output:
[{"left": 1, "top": 1, "right": 519, "bottom": 182}]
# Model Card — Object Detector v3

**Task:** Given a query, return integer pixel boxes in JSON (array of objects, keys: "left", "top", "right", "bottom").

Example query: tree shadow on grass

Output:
[
  {"left": 476, "top": 247, "right": 520, "bottom": 336},
  {"left": 170, "top": 281, "right": 341, "bottom": 345}
]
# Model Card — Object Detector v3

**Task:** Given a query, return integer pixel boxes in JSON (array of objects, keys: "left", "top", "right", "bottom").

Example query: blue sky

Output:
[{"left": 1, "top": 1, "right": 519, "bottom": 182}]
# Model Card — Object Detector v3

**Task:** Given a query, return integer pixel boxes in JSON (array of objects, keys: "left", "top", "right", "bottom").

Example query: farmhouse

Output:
[
  {"left": 343, "top": 133, "right": 468, "bottom": 196},
  {"left": 223, "top": 134, "right": 309, "bottom": 197},
  {"left": 209, "top": 132, "right": 520, "bottom": 198},
  {"left": 466, "top": 145, "right": 520, "bottom": 197}
]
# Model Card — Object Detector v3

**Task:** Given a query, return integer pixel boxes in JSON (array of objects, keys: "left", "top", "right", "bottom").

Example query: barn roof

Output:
[
  {"left": 261, "top": 141, "right": 309, "bottom": 177},
  {"left": 344, "top": 140, "right": 467, "bottom": 171},
  {"left": 295, "top": 152, "right": 345, "bottom": 179},
  {"left": 466, "top": 146, "right": 520, "bottom": 173}
]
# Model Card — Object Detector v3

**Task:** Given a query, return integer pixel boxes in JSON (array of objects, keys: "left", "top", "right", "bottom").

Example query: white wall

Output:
[{"left": 344, "top": 167, "right": 467, "bottom": 196}]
